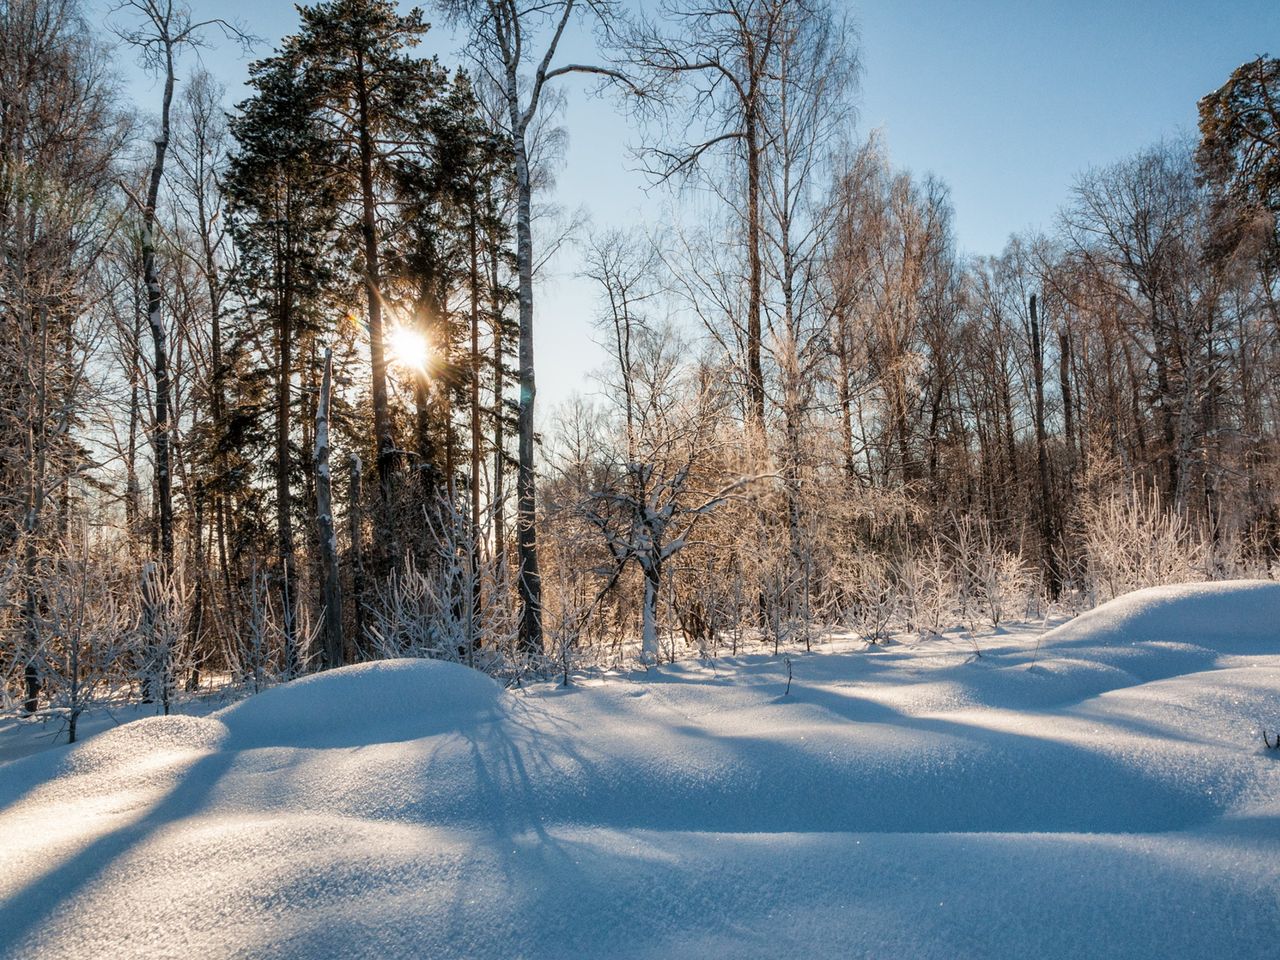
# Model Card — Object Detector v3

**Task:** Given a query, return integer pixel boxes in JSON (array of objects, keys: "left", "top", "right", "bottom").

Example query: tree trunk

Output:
[
  {"left": 1059, "top": 328, "right": 1076, "bottom": 478},
  {"left": 468, "top": 202, "right": 482, "bottom": 650},
  {"left": 835, "top": 319, "right": 857, "bottom": 481},
  {"left": 744, "top": 104, "right": 766, "bottom": 431},
  {"left": 347, "top": 453, "right": 367, "bottom": 661},
  {"left": 1029, "top": 294, "right": 1059, "bottom": 594},
  {"left": 315, "top": 349, "right": 343, "bottom": 669},
  {"left": 511, "top": 126, "right": 542, "bottom": 656},
  {"left": 142, "top": 49, "right": 176, "bottom": 571},
  {"left": 490, "top": 242, "right": 506, "bottom": 577},
  {"left": 640, "top": 556, "right": 662, "bottom": 665},
  {"left": 354, "top": 52, "right": 395, "bottom": 564},
  {"left": 1150, "top": 302, "right": 1178, "bottom": 502},
  {"left": 275, "top": 228, "right": 297, "bottom": 674}
]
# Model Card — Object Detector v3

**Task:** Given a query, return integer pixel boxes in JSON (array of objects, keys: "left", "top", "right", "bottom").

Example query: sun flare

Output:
[{"left": 386, "top": 325, "right": 429, "bottom": 375}]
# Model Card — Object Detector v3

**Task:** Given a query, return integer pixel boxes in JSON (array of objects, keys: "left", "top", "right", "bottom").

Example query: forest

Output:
[{"left": 3, "top": 0, "right": 1280, "bottom": 728}]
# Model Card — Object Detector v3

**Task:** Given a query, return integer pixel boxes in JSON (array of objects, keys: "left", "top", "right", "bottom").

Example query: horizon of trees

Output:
[{"left": 3, "top": 0, "right": 1279, "bottom": 727}]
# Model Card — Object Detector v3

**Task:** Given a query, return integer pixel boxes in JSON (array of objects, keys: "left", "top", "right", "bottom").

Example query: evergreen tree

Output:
[
  {"left": 282, "top": 0, "right": 447, "bottom": 569},
  {"left": 226, "top": 55, "right": 345, "bottom": 671}
]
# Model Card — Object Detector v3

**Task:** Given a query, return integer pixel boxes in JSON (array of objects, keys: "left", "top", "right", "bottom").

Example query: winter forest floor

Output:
[{"left": 2, "top": 581, "right": 1279, "bottom": 959}]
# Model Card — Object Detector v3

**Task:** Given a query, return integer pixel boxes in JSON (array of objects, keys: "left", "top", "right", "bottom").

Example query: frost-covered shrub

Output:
[
  {"left": 366, "top": 554, "right": 470, "bottom": 662},
  {"left": 845, "top": 552, "right": 897, "bottom": 643},
  {"left": 895, "top": 538, "right": 955, "bottom": 637},
  {"left": 980, "top": 549, "right": 1037, "bottom": 627},
  {"left": 1081, "top": 486, "right": 1209, "bottom": 602},
  {"left": 134, "top": 561, "right": 193, "bottom": 715},
  {"left": 366, "top": 502, "right": 520, "bottom": 678},
  {"left": 225, "top": 564, "right": 293, "bottom": 694},
  {"left": 944, "top": 515, "right": 1037, "bottom": 629},
  {"left": 16, "top": 534, "right": 136, "bottom": 741}
]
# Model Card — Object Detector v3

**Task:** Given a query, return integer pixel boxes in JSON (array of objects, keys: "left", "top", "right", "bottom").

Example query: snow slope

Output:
[{"left": 2, "top": 582, "right": 1280, "bottom": 959}]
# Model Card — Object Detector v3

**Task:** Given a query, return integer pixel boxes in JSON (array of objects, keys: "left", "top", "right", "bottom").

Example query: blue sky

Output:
[{"left": 100, "top": 0, "right": 1279, "bottom": 416}]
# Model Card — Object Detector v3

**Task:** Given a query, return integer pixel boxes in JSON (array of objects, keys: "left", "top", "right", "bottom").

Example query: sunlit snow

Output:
[{"left": 2, "top": 581, "right": 1279, "bottom": 958}]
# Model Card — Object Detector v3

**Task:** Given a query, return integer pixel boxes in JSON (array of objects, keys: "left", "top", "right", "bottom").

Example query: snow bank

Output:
[
  {"left": 1042, "top": 579, "right": 1280, "bottom": 652},
  {"left": 2, "top": 584, "right": 1279, "bottom": 958},
  {"left": 216, "top": 658, "right": 505, "bottom": 748}
]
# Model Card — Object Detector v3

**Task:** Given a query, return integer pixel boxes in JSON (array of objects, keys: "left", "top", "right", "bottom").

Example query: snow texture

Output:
[{"left": 2, "top": 582, "right": 1280, "bottom": 958}]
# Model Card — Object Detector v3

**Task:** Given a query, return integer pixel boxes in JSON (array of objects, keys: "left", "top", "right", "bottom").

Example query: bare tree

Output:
[
  {"left": 624, "top": 0, "right": 804, "bottom": 431},
  {"left": 438, "top": 0, "right": 634, "bottom": 654},
  {"left": 581, "top": 324, "right": 753, "bottom": 664},
  {"left": 112, "top": 0, "right": 249, "bottom": 571},
  {"left": 1, "top": 0, "right": 126, "bottom": 713}
]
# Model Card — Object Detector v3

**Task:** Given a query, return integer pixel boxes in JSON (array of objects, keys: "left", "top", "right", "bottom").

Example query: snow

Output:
[
  {"left": 2, "top": 581, "right": 1280, "bottom": 958},
  {"left": 1041, "top": 579, "right": 1280, "bottom": 651}
]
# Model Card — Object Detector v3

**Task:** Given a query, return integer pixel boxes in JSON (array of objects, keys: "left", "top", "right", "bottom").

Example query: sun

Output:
[{"left": 386, "top": 325, "right": 429, "bottom": 375}]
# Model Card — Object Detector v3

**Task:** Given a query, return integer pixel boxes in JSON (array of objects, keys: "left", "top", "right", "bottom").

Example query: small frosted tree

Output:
[
  {"left": 135, "top": 561, "right": 192, "bottom": 714},
  {"left": 582, "top": 329, "right": 752, "bottom": 664},
  {"left": 896, "top": 536, "right": 955, "bottom": 638},
  {"left": 22, "top": 532, "right": 135, "bottom": 743}
]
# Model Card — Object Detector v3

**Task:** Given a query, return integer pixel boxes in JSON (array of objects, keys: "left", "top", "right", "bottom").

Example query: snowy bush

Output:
[
  {"left": 134, "top": 561, "right": 194, "bottom": 715},
  {"left": 1080, "top": 486, "right": 1210, "bottom": 602},
  {"left": 895, "top": 538, "right": 956, "bottom": 637},
  {"left": 845, "top": 552, "right": 898, "bottom": 643},
  {"left": 14, "top": 533, "right": 135, "bottom": 741},
  {"left": 225, "top": 564, "right": 287, "bottom": 694},
  {"left": 366, "top": 500, "right": 520, "bottom": 678},
  {"left": 941, "top": 515, "right": 1039, "bottom": 630},
  {"left": 366, "top": 554, "right": 464, "bottom": 662}
]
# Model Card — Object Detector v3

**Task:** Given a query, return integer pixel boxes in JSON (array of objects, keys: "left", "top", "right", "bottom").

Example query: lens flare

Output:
[{"left": 387, "top": 325, "right": 429, "bottom": 375}]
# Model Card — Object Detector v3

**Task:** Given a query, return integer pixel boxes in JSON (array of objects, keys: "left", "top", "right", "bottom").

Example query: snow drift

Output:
[
  {"left": 215, "top": 658, "right": 506, "bottom": 748},
  {"left": 1040, "top": 579, "right": 1280, "bottom": 651},
  {"left": 2, "top": 582, "right": 1279, "bottom": 959}
]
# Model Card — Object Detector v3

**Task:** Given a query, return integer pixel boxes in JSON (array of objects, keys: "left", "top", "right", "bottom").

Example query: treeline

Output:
[{"left": 2, "top": 0, "right": 1278, "bottom": 726}]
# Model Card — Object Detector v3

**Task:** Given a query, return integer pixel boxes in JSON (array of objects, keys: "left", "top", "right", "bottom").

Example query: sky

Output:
[{"left": 98, "top": 0, "right": 1280, "bottom": 418}]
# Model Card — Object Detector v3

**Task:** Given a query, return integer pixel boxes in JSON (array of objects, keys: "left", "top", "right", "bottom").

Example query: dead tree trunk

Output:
[
  {"left": 1030, "top": 294, "right": 1060, "bottom": 594},
  {"left": 315, "top": 349, "right": 343, "bottom": 669},
  {"left": 347, "top": 453, "right": 367, "bottom": 661}
]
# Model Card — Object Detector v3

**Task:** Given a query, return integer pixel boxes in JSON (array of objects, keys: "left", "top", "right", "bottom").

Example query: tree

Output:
[
  {"left": 314, "top": 348, "right": 343, "bottom": 667},
  {"left": 1, "top": 0, "right": 126, "bottom": 713},
  {"left": 284, "top": 0, "right": 446, "bottom": 553},
  {"left": 438, "top": 0, "right": 632, "bottom": 655},
  {"left": 226, "top": 52, "right": 343, "bottom": 671},
  {"left": 757, "top": 0, "right": 855, "bottom": 622},
  {"left": 1063, "top": 145, "right": 1205, "bottom": 508},
  {"left": 1198, "top": 56, "right": 1280, "bottom": 229},
  {"left": 625, "top": 0, "right": 798, "bottom": 432},
  {"left": 581, "top": 326, "right": 748, "bottom": 663},
  {"left": 113, "top": 0, "right": 249, "bottom": 571}
]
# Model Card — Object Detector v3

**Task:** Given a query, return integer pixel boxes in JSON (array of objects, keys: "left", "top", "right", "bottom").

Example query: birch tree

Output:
[
  {"left": 314, "top": 348, "right": 343, "bottom": 667},
  {"left": 582, "top": 327, "right": 748, "bottom": 663},
  {"left": 437, "top": 0, "right": 632, "bottom": 654}
]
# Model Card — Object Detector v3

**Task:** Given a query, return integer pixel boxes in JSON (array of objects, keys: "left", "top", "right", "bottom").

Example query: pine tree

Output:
[
  {"left": 283, "top": 0, "right": 447, "bottom": 572},
  {"left": 226, "top": 55, "right": 344, "bottom": 672}
]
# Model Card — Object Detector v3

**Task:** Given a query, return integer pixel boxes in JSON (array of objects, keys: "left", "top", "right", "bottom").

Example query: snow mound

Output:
[
  {"left": 0, "top": 714, "right": 228, "bottom": 814},
  {"left": 65, "top": 715, "right": 228, "bottom": 776},
  {"left": 215, "top": 658, "right": 504, "bottom": 748},
  {"left": 1041, "top": 580, "right": 1280, "bottom": 653}
]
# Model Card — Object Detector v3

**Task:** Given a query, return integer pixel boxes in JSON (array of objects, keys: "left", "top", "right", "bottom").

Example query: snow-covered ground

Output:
[{"left": 2, "top": 581, "right": 1279, "bottom": 958}]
